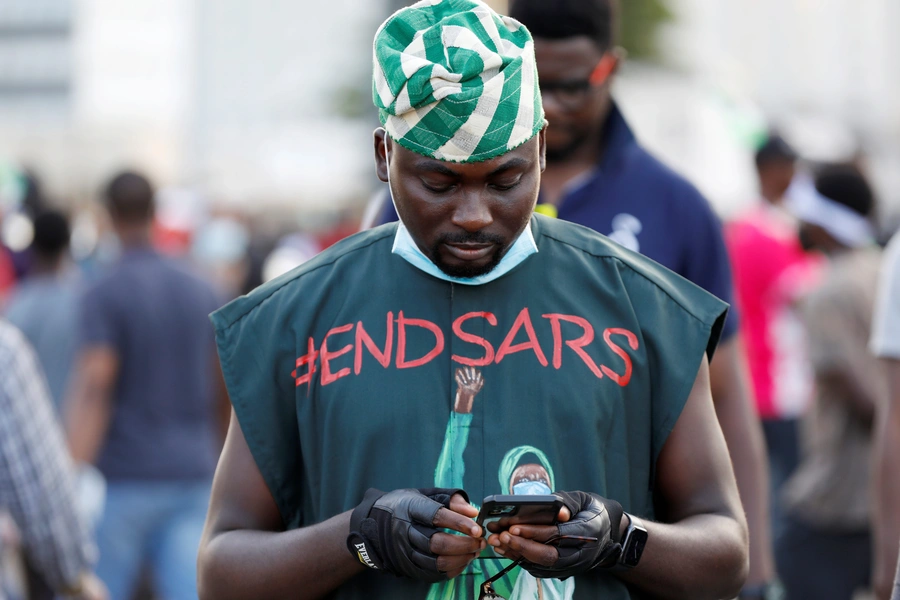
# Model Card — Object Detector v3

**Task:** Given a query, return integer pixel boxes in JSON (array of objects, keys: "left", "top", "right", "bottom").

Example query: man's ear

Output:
[
  {"left": 538, "top": 126, "right": 547, "bottom": 172},
  {"left": 374, "top": 128, "right": 389, "bottom": 183}
]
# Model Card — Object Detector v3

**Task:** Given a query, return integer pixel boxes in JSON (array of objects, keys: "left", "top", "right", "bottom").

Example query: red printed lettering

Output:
[
  {"left": 354, "top": 312, "right": 394, "bottom": 375},
  {"left": 293, "top": 336, "right": 319, "bottom": 388},
  {"left": 320, "top": 324, "right": 354, "bottom": 386},
  {"left": 396, "top": 311, "right": 445, "bottom": 369},
  {"left": 495, "top": 308, "right": 548, "bottom": 367},
  {"left": 452, "top": 312, "right": 498, "bottom": 366},
  {"left": 601, "top": 328, "right": 639, "bottom": 387},
  {"left": 293, "top": 310, "right": 638, "bottom": 388},
  {"left": 542, "top": 313, "right": 604, "bottom": 379}
]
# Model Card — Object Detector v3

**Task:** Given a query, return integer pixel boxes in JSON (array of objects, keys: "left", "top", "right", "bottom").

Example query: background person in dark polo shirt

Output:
[
  {"left": 505, "top": 2, "right": 776, "bottom": 596},
  {"left": 65, "top": 171, "right": 225, "bottom": 600},
  {"left": 369, "top": 0, "right": 774, "bottom": 596}
]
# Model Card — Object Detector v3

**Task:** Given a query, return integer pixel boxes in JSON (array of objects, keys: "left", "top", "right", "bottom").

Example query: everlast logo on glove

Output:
[
  {"left": 346, "top": 488, "right": 469, "bottom": 583},
  {"left": 353, "top": 541, "right": 378, "bottom": 569}
]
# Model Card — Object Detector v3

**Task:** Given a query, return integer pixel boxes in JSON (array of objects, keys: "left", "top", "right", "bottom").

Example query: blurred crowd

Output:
[
  {"left": 1, "top": 0, "right": 899, "bottom": 599},
  {"left": 0, "top": 168, "right": 356, "bottom": 600}
]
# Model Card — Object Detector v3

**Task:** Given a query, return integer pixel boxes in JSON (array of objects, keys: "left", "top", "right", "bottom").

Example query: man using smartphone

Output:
[{"left": 197, "top": 2, "right": 748, "bottom": 599}]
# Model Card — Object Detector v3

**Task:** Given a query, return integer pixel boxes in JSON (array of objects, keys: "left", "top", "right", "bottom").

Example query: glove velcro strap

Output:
[
  {"left": 603, "top": 499, "right": 624, "bottom": 545},
  {"left": 351, "top": 488, "right": 387, "bottom": 532},
  {"left": 347, "top": 488, "right": 387, "bottom": 569}
]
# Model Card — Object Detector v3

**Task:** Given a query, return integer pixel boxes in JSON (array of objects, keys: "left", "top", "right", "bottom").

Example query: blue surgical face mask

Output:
[
  {"left": 512, "top": 480, "right": 552, "bottom": 496},
  {"left": 383, "top": 128, "right": 538, "bottom": 286},
  {"left": 392, "top": 220, "right": 536, "bottom": 286}
]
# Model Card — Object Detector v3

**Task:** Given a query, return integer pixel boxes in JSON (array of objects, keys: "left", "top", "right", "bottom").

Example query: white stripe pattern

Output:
[
  {"left": 373, "top": 0, "right": 543, "bottom": 162},
  {"left": 373, "top": 52, "right": 395, "bottom": 109},
  {"left": 388, "top": 100, "right": 440, "bottom": 139},
  {"left": 440, "top": 25, "right": 504, "bottom": 72},
  {"left": 435, "top": 69, "right": 505, "bottom": 161},
  {"left": 400, "top": 31, "right": 429, "bottom": 79},
  {"left": 508, "top": 41, "right": 537, "bottom": 148}
]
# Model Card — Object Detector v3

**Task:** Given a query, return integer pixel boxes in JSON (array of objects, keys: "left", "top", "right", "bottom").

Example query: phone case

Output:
[{"left": 476, "top": 494, "right": 563, "bottom": 527}]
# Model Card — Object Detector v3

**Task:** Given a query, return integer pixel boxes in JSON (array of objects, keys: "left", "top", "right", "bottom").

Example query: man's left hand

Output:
[{"left": 487, "top": 491, "right": 624, "bottom": 579}]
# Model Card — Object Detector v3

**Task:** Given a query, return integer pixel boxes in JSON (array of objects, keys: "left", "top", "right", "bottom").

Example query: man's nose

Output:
[{"left": 450, "top": 190, "right": 493, "bottom": 232}]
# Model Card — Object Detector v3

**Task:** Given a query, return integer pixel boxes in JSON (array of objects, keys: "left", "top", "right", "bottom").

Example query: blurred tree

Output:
[
  {"left": 330, "top": 84, "right": 371, "bottom": 120},
  {"left": 385, "top": 0, "right": 673, "bottom": 61},
  {"left": 619, "top": 0, "right": 674, "bottom": 61}
]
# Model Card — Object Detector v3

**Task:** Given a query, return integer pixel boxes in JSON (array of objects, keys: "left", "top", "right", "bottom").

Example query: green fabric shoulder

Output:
[
  {"left": 209, "top": 223, "right": 398, "bottom": 528},
  {"left": 532, "top": 214, "right": 728, "bottom": 468},
  {"left": 211, "top": 223, "right": 399, "bottom": 332}
]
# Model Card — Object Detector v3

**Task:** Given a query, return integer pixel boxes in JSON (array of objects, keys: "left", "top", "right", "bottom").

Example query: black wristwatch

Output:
[{"left": 616, "top": 513, "right": 648, "bottom": 568}]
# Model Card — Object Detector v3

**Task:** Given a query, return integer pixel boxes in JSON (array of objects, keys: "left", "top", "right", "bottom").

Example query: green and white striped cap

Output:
[{"left": 373, "top": 0, "right": 545, "bottom": 164}]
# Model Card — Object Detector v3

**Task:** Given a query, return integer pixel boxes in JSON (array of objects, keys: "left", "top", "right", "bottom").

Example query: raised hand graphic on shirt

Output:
[
  {"left": 428, "top": 368, "right": 493, "bottom": 600},
  {"left": 454, "top": 367, "right": 484, "bottom": 414},
  {"left": 436, "top": 368, "right": 484, "bottom": 490}
]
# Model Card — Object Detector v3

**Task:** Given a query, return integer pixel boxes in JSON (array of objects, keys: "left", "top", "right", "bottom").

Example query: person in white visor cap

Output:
[
  {"left": 778, "top": 163, "right": 887, "bottom": 600},
  {"left": 787, "top": 164, "right": 876, "bottom": 252}
]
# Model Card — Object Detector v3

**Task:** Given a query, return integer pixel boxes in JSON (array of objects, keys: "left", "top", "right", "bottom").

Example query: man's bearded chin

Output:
[{"left": 430, "top": 231, "right": 508, "bottom": 278}]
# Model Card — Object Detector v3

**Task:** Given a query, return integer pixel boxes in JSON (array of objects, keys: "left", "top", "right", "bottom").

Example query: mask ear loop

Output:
[{"left": 381, "top": 127, "right": 401, "bottom": 217}]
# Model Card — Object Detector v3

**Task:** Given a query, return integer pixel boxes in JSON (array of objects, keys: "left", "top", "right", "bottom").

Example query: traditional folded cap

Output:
[{"left": 373, "top": 0, "right": 545, "bottom": 163}]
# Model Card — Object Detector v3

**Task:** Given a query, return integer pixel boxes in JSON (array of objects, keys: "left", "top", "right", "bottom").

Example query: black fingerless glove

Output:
[
  {"left": 521, "top": 491, "right": 624, "bottom": 579},
  {"left": 346, "top": 487, "right": 468, "bottom": 582}
]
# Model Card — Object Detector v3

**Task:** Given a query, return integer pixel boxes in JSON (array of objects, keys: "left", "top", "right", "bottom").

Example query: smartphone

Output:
[{"left": 476, "top": 494, "right": 563, "bottom": 528}]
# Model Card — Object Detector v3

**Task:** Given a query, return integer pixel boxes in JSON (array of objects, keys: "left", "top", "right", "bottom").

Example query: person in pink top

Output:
[
  {"left": 726, "top": 135, "right": 820, "bottom": 537},
  {"left": 0, "top": 247, "right": 14, "bottom": 301}
]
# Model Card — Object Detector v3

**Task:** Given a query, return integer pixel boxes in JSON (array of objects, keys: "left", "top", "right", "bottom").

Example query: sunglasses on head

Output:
[{"left": 538, "top": 54, "right": 616, "bottom": 110}]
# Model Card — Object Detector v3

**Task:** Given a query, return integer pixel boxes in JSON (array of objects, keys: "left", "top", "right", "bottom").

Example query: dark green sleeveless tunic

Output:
[{"left": 211, "top": 215, "right": 727, "bottom": 599}]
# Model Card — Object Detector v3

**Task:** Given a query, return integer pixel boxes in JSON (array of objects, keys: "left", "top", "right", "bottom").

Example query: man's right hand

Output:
[
  {"left": 488, "top": 491, "right": 624, "bottom": 579},
  {"left": 346, "top": 488, "right": 484, "bottom": 582}
]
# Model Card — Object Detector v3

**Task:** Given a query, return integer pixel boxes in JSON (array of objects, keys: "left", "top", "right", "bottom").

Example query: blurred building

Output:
[
  {"left": 0, "top": 0, "right": 898, "bottom": 224},
  {"left": 615, "top": 0, "right": 900, "bottom": 220},
  {"left": 0, "top": 0, "right": 385, "bottom": 216}
]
